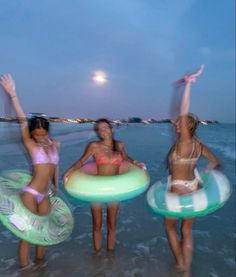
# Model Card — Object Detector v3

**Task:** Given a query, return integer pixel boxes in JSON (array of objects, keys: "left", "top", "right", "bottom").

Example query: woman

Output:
[
  {"left": 0, "top": 74, "right": 59, "bottom": 269},
  {"left": 63, "top": 118, "right": 144, "bottom": 252},
  {"left": 165, "top": 66, "right": 220, "bottom": 277}
]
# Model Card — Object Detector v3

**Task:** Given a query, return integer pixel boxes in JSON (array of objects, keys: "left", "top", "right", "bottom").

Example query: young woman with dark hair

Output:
[
  {"left": 63, "top": 118, "right": 144, "bottom": 252},
  {"left": 0, "top": 74, "right": 59, "bottom": 269}
]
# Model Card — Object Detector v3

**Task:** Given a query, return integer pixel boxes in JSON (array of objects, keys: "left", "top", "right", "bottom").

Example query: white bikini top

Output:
[{"left": 170, "top": 139, "right": 201, "bottom": 165}]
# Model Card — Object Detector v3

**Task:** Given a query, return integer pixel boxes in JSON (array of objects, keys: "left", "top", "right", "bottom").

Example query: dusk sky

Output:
[{"left": 0, "top": 0, "right": 235, "bottom": 122}]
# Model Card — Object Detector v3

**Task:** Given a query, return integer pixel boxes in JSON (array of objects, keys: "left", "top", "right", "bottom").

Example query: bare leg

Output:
[
  {"left": 35, "top": 197, "right": 51, "bottom": 265},
  {"left": 164, "top": 218, "right": 184, "bottom": 271},
  {"left": 91, "top": 203, "right": 103, "bottom": 251},
  {"left": 107, "top": 202, "right": 119, "bottom": 251},
  {"left": 18, "top": 193, "right": 37, "bottom": 268},
  {"left": 18, "top": 241, "right": 31, "bottom": 269},
  {"left": 181, "top": 218, "right": 195, "bottom": 277}
]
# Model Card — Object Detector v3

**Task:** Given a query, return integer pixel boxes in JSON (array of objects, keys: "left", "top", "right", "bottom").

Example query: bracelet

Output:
[{"left": 11, "top": 95, "right": 17, "bottom": 99}]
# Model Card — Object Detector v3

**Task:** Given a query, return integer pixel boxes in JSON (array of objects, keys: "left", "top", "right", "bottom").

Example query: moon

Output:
[{"left": 92, "top": 71, "right": 107, "bottom": 84}]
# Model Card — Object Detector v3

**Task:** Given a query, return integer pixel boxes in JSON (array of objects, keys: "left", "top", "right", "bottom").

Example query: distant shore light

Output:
[{"left": 92, "top": 70, "right": 107, "bottom": 84}]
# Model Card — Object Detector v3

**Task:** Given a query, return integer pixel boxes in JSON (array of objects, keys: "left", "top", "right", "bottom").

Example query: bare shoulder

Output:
[
  {"left": 194, "top": 136, "right": 203, "bottom": 148},
  {"left": 196, "top": 139, "right": 215, "bottom": 158},
  {"left": 88, "top": 141, "right": 100, "bottom": 150}
]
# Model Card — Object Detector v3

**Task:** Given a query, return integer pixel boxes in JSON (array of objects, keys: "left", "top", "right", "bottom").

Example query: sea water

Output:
[{"left": 0, "top": 122, "right": 235, "bottom": 277}]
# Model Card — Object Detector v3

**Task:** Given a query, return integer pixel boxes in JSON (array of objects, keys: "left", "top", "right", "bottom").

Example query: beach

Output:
[{"left": 0, "top": 122, "right": 235, "bottom": 277}]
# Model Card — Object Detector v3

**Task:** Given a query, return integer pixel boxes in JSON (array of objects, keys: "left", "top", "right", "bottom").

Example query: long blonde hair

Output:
[{"left": 167, "top": 113, "right": 200, "bottom": 168}]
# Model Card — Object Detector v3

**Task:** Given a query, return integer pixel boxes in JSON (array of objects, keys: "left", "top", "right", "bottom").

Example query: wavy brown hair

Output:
[{"left": 94, "top": 118, "right": 118, "bottom": 152}]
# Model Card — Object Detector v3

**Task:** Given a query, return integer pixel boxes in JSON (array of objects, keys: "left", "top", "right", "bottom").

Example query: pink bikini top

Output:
[
  {"left": 31, "top": 144, "right": 59, "bottom": 165},
  {"left": 95, "top": 151, "right": 122, "bottom": 166}
]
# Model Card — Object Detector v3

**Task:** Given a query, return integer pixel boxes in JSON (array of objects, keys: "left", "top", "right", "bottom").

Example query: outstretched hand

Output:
[
  {"left": 52, "top": 186, "right": 58, "bottom": 196},
  {"left": 63, "top": 172, "right": 71, "bottom": 184},
  {"left": 0, "top": 74, "right": 16, "bottom": 96},
  {"left": 175, "top": 64, "right": 204, "bottom": 85},
  {"left": 184, "top": 64, "right": 204, "bottom": 83},
  {"left": 133, "top": 160, "right": 147, "bottom": 170}
]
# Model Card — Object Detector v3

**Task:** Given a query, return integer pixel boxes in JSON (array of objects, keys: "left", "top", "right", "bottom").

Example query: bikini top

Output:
[
  {"left": 95, "top": 151, "right": 123, "bottom": 166},
  {"left": 170, "top": 140, "right": 201, "bottom": 165},
  {"left": 31, "top": 143, "right": 59, "bottom": 165}
]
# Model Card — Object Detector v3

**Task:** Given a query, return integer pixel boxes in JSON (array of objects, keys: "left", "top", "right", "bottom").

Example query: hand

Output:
[
  {"left": 183, "top": 64, "right": 205, "bottom": 83},
  {"left": 174, "top": 64, "right": 205, "bottom": 85},
  {"left": 0, "top": 74, "right": 17, "bottom": 97},
  {"left": 63, "top": 172, "right": 70, "bottom": 184},
  {"left": 133, "top": 160, "right": 147, "bottom": 170},
  {"left": 52, "top": 186, "right": 58, "bottom": 196}
]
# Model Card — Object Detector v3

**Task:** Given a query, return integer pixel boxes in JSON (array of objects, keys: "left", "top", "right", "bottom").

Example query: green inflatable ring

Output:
[
  {"left": 147, "top": 170, "right": 232, "bottom": 218},
  {"left": 64, "top": 162, "right": 150, "bottom": 202},
  {"left": 0, "top": 170, "right": 74, "bottom": 245}
]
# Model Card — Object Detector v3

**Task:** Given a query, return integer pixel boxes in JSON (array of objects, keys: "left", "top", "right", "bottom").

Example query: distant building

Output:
[{"left": 128, "top": 117, "right": 142, "bottom": 123}]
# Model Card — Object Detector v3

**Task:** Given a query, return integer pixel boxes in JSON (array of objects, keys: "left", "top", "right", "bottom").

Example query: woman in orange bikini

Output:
[
  {"left": 166, "top": 66, "right": 220, "bottom": 277},
  {"left": 63, "top": 118, "right": 144, "bottom": 252}
]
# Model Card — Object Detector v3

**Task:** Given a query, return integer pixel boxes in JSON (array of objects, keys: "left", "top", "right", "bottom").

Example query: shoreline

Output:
[{"left": 0, "top": 117, "right": 220, "bottom": 125}]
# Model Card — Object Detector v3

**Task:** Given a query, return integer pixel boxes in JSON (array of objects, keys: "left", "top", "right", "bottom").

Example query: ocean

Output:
[{"left": 0, "top": 122, "right": 235, "bottom": 277}]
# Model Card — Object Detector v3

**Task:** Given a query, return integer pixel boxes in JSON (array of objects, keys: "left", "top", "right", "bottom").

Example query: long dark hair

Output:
[
  {"left": 94, "top": 118, "right": 118, "bottom": 152},
  {"left": 28, "top": 116, "right": 50, "bottom": 137}
]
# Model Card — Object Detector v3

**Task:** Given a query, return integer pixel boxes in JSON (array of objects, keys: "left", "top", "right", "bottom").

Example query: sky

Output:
[{"left": 0, "top": 0, "right": 235, "bottom": 122}]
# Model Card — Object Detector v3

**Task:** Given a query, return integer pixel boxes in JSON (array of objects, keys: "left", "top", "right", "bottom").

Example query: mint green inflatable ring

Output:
[
  {"left": 147, "top": 170, "right": 231, "bottom": 218},
  {"left": 64, "top": 162, "right": 150, "bottom": 203},
  {"left": 0, "top": 170, "right": 74, "bottom": 245}
]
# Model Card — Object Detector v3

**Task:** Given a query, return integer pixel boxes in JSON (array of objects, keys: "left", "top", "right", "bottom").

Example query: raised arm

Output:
[
  {"left": 177, "top": 65, "right": 204, "bottom": 141},
  {"left": 0, "top": 74, "right": 31, "bottom": 146},
  {"left": 63, "top": 142, "right": 96, "bottom": 182}
]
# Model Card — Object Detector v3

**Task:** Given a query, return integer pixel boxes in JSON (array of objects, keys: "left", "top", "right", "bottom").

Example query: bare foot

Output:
[
  {"left": 33, "top": 257, "right": 47, "bottom": 270},
  {"left": 183, "top": 270, "right": 191, "bottom": 277},
  {"left": 19, "top": 262, "right": 33, "bottom": 272},
  {"left": 175, "top": 263, "right": 185, "bottom": 272},
  {"left": 91, "top": 249, "right": 102, "bottom": 264},
  {"left": 107, "top": 249, "right": 116, "bottom": 264}
]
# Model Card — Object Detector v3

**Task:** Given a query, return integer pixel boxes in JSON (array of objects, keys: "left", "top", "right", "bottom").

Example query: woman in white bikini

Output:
[
  {"left": 0, "top": 74, "right": 59, "bottom": 270},
  {"left": 165, "top": 66, "right": 220, "bottom": 277}
]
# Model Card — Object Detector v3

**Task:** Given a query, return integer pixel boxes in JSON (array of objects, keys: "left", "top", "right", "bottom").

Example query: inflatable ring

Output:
[
  {"left": 0, "top": 170, "right": 74, "bottom": 245},
  {"left": 147, "top": 170, "right": 231, "bottom": 218},
  {"left": 64, "top": 162, "right": 150, "bottom": 202}
]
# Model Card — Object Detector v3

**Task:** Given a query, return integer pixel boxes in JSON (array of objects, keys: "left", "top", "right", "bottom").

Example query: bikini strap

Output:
[{"left": 189, "top": 140, "right": 196, "bottom": 159}]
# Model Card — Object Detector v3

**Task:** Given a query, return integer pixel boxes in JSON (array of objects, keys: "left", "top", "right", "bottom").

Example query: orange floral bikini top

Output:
[{"left": 95, "top": 151, "right": 123, "bottom": 166}]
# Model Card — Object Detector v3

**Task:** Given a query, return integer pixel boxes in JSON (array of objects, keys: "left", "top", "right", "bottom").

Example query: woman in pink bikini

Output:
[
  {"left": 0, "top": 74, "right": 59, "bottom": 269},
  {"left": 166, "top": 66, "right": 220, "bottom": 277},
  {"left": 63, "top": 118, "right": 144, "bottom": 252}
]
